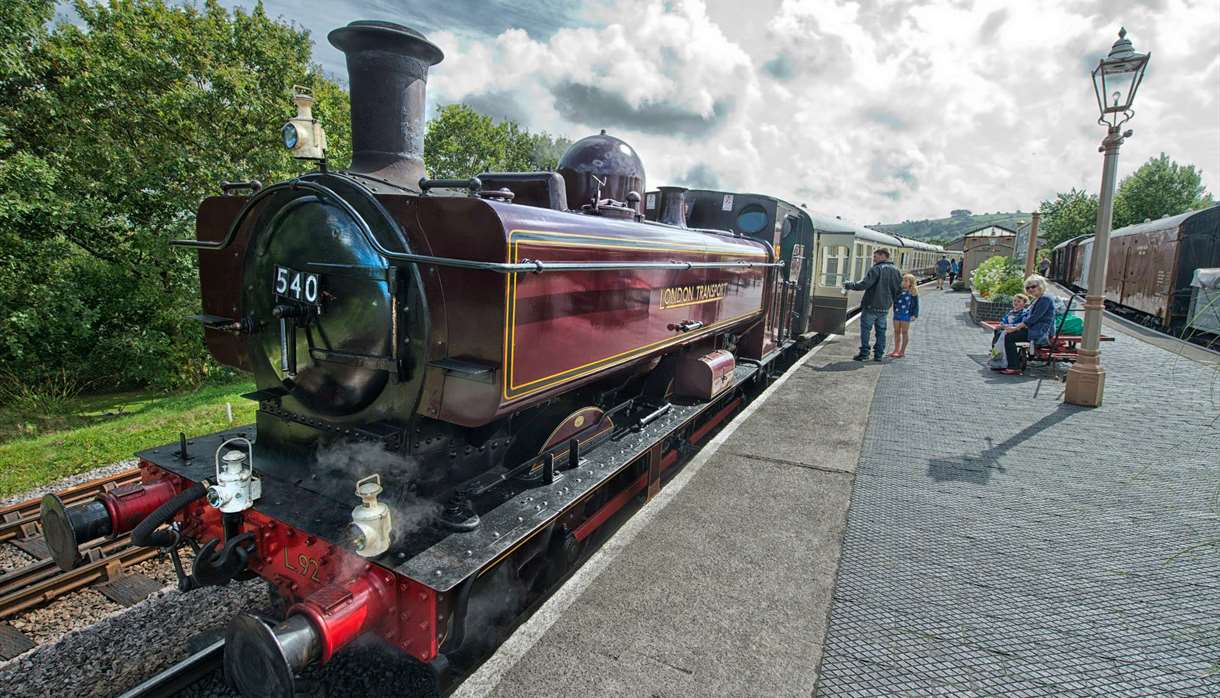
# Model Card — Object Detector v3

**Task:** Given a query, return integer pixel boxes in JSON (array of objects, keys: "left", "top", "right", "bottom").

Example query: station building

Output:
[{"left": 946, "top": 224, "right": 1017, "bottom": 284}]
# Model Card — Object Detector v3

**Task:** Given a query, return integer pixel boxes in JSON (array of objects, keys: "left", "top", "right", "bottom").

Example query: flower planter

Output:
[{"left": 970, "top": 292, "right": 1011, "bottom": 323}]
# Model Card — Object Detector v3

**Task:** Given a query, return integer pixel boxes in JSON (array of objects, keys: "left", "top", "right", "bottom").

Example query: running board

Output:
[{"left": 397, "top": 363, "right": 759, "bottom": 592}]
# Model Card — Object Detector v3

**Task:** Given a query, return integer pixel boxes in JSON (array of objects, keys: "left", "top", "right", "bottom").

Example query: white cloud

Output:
[
  {"left": 427, "top": 0, "right": 764, "bottom": 191},
  {"left": 271, "top": 0, "right": 1220, "bottom": 224}
]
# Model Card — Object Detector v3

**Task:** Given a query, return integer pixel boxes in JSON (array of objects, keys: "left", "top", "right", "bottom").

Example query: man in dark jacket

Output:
[{"left": 844, "top": 249, "right": 903, "bottom": 361}]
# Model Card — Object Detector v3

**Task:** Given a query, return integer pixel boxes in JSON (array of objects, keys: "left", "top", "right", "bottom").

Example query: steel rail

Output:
[
  {"left": 116, "top": 638, "right": 225, "bottom": 698},
  {"left": 0, "top": 533, "right": 157, "bottom": 618},
  {"left": 0, "top": 468, "right": 142, "bottom": 543},
  {"left": 170, "top": 177, "right": 780, "bottom": 274}
]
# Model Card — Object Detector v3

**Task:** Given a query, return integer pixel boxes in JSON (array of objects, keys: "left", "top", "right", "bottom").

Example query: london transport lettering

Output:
[{"left": 659, "top": 282, "right": 730, "bottom": 310}]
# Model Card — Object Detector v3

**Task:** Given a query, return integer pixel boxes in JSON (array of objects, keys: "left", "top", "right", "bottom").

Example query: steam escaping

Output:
[
  {"left": 460, "top": 564, "right": 528, "bottom": 654},
  {"left": 314, "top": 439, "right": 441, "bottom": 556}
]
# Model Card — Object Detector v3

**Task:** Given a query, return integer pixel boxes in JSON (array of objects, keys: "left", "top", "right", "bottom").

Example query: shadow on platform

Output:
[
  {"left": 927, "top": 404, "right": 1083, "bottom": 484},
  {"left": 811, "top": 360, "right": 872, "bottom": 373}
]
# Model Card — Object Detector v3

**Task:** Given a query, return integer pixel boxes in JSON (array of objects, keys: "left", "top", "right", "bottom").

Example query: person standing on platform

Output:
[
  {"left": 888, "top": 274, "right": 920, "bottom": 358},
  {"left": 949, "top": 258, "right": 961, "bottom": 285},
  {"left": 1038, "top": 256, "right": 1051, "bottom": 278},
  {"left": 935, "top": 255, "right": 950, "bottom": 290},
  {"left": 844, "top": 248, "right": 902, "bottom": 362}
]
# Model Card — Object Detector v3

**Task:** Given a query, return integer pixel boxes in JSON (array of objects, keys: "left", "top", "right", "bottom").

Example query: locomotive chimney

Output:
[
  {"left": 328, "top": 21, "right": 443, "bottom": 190},
  {"left": 657, "top": 186, "right": 689, "bottom": 227}
]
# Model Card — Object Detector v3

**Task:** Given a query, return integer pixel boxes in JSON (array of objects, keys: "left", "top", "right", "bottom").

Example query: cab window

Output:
[{"left": 736, "top": 205, "right": 769, "bottom": 235}]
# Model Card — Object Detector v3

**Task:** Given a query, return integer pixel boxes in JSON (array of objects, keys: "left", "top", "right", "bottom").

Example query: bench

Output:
[{"left": 980, "top": 307, "right": 1114, "bottom": 379}]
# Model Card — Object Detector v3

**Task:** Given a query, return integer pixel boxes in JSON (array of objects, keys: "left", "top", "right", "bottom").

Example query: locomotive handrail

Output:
[{"left": 172, "top": 177, "right": 781, "bottom": 274}]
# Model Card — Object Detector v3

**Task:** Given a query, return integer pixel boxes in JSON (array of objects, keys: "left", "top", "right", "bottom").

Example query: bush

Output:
[
  {"left": 0, "top": 369, "right": 89, "bottom": 416},
  {"left": 993, "top": 275, "right": 1026, "bottom": 298},
  {"left": 971, "top": 256, "right": 1024, "bottom": 298},
  {"left": 990, "top": 293, "right": 1015, "bottom": 308}
]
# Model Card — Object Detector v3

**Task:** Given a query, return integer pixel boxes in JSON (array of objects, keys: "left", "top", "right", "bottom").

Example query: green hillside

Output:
[{"left": 871, "top": 210, "right": 1031, "bottom": 244}]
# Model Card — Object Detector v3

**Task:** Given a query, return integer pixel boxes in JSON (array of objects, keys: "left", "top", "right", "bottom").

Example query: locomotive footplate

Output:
[{"left": 398, "top": 362, "right": 758, "bottom": 591}]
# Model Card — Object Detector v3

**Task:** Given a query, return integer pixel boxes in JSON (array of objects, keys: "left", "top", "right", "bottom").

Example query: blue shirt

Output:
[
  {"left": 1000, "top": 308, "right": 1028, "bottom": 326},
  {"left": 1023, "top": 295, "right": 1055, "bottom": 343},
  {"left": 893, "top": 290, "right": 919, "bottom": 320},
  {"left": 936, "top": 259, "right": 950, "bottom": 273}
]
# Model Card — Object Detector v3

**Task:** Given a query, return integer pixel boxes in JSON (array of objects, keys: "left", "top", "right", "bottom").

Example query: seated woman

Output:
[{"left": 999, "top": 275, "right": 1055, "bottom": 375}]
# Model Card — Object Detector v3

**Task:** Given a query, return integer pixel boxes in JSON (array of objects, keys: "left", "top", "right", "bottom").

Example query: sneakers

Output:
[
  {"left": 873, "top": 355, "right": 884, "bottom": 362},
  {"left": 852, "top": 352, "right": 868, "bottom": 361}
]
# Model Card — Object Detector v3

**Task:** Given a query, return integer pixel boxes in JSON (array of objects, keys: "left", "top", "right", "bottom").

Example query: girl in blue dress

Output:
[{"left": 889, "top": 274, "right": 920, "bottom": 358}]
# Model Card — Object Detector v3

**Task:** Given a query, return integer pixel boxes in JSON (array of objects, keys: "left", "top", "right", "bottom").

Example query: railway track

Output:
[
  {"left": 0, "top": 533, "right": 159, "bottom": 619},
  {"left": 117, "top": 638, "right": 225, "bottom": 698},
  {"left": 0, "top": 468, "right": 164, "bottom": 660}
]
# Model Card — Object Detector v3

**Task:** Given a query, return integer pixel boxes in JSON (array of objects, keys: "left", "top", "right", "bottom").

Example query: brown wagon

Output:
[{"left": 1103, "top": 205, "right": 1220, "bottom": 331}]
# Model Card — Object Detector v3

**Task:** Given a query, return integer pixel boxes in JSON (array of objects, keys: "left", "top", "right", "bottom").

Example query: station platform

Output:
[{"left": 454, "top": 289, "right": 1220, "bottom": 697}]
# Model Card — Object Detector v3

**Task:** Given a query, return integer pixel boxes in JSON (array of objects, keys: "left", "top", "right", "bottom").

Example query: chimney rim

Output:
[{"left": 328, "top": 20, "right": 444, "bottom": 66}]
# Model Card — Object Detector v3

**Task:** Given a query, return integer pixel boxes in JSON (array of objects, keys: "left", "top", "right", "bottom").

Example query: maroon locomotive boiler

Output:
[{"left": 41, "top": 20, "right": 790, "bottom": 697}]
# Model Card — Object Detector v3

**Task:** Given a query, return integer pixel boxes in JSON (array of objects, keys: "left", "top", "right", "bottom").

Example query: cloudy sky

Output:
[{"left": 91, "top": 1, "right": 1220, "bottom": 224}]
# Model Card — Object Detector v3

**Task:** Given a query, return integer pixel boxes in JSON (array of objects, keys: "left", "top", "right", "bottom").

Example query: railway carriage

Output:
[
  {"left": 1053, "top": 205, "right": 1220, "bottom": 331},
  {"left": 1050, "top": 235, "right": 1090, "bottom": 288},
  {"left": 803, "top": 220, "right": 947, "bottom": 335},
  {"left": 894, "top": 236, "right": 941, "bottom": 278}
]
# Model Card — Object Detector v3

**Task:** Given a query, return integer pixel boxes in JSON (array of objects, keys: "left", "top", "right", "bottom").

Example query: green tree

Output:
[
  {"left": 1038, "top": 188, "right": 1099, "bottom": 247},
  {"left": 1113, "top": 153, "right": 1213, "bottom": 228},
  {"left": 0, "top": 0, "right": 349, "bottom": 390},
  {"left": 424, "top": 104, "right": 570, "bottom": 179}
]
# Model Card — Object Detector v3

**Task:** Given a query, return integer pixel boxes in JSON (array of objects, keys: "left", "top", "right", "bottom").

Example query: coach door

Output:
[{"left": 807, "top": 231, "right": 851, "bottom": 335}]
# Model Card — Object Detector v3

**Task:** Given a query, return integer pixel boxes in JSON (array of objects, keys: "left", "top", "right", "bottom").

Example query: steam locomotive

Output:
[{"left": 39, "top": 20, "right": 951, "bottom": 697}]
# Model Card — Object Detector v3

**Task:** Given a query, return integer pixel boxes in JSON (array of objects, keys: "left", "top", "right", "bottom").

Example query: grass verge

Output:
[{"left": 0, "top": 381, "right": 256, "bottom": 497}]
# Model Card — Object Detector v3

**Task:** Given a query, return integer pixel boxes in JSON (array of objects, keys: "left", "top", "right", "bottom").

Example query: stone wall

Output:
[{"left": 969, "top": 292, "right": 1010, "bottom": 323}]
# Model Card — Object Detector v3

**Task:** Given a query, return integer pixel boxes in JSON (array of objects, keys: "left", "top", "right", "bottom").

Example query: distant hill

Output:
[{"left": 871, "top": 211, "right": 1031, "bottom": 244}]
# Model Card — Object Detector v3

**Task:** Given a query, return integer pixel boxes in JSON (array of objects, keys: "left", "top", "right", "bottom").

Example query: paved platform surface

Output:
[
  {"left": 455, "top": 288, "right": 1218, "bottom": 697},
  {"left": 455, "top": 331, "right": 883, "bottom": 697},
  {"left": 817, "top": 289, "right": 1220, "bottom": 696}
]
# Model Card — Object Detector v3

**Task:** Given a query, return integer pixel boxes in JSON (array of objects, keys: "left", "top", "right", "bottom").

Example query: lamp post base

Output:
[{"left": 1064, "top": 349, "right": 1106, "bottom": 407}]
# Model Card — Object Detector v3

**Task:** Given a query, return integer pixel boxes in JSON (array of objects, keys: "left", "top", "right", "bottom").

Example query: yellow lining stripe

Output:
[
  {"left": 510, "top": 230, "right": 769, "bottom": 257},
  {"left": 500, "top": 229, "right": 766, "bottom": 402}
]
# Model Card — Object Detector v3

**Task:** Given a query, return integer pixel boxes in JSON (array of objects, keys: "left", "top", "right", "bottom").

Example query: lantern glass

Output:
[{"left": 1091, "top": 31, "right": 1149, "bottom": 127}]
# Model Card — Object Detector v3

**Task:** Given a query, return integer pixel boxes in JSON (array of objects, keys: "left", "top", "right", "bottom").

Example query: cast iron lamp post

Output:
[{"left": 1065, "top": 28, "right": 1150, "bottom": 407}]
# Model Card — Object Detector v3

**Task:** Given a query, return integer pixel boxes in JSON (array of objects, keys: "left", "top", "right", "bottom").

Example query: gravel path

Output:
[
  {"left": 0, "top": 543, "right": 36, "bottom": 572},
  {"left": 0, "top": 459, "right": 139, "bottom": 509},
  {"left": 0, "top": 577, "right": 266, "bottom": 698}
]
